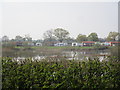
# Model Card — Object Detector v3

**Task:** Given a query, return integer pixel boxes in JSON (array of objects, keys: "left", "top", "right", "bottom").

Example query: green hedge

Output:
[{"left": 2, "top": 57, "right": 120, "bottom": 88}]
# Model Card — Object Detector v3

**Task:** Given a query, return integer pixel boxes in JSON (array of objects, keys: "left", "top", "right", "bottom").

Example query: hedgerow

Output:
[{"left": 1, "top": 57, "right": 120, "bottom": 88}]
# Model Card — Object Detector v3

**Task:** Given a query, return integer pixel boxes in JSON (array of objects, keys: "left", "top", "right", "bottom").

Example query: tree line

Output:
[{"left": 1, "top": 28, "right": 120, "bottom": 43}]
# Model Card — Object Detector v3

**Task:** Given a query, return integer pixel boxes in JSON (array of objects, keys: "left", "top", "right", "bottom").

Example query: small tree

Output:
[
  {"left": 15, "top": 35, "right": 23, "bottom": 42},
  {"left": 43, "top": 29, "right": 55, "bottom": 40},
  {"left": 106, "top": 32, "right": 120, "bottom": 41},
  {"left": 2, "top": 35, "right": 9, "bottom": 46},
  {"left": 43, "top": 30, "right": 57, "bottom": 46},
  {"left": 24, "top": 34, "right": 32, "bottom": 41},
  {"left": 76, "top": 34, "right": 88, "bottom": 42},
  {"left": 2, "top": 35, "right": 9, "bottom": 42},
  {"left": 88, "top": 32, "right": 99, "bottom": 41}
]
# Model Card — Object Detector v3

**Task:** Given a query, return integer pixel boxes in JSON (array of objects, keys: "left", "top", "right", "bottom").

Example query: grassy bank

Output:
[
  {"left": 2, "top": 57, "right": 120, "bottom": 88},
  {"left": 15, "top": 46, "right": 94, "bottom": 49},
  {"left": 14, "top": 46, "right": 109, "bottom": 51}
]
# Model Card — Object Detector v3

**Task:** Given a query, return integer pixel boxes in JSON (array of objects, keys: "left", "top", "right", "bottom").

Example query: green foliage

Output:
[
  {"left": 88, "top": 32, "right": 99, "bottom": 41},
  {"left": 106, "top": 32, "right": 120, "bottom": 41},
  {"left": 54, "top": 28, "right": 69, "bottom": 42},
  {"left": 76, "top": 34, "right": 88, "bottom": 42},
  {"left": 2, "top": 57, "right": 120, "bottom": 88}
]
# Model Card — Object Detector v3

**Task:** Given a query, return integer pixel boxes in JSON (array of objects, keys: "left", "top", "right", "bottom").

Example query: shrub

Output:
[{"left": 2, "top": 57, "right": 120, "bottom": 88}]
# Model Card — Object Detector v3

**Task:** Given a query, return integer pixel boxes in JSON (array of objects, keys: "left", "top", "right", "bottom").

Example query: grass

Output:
[{"left": 15, "top": 46, "right": 94, "bottom": 49}]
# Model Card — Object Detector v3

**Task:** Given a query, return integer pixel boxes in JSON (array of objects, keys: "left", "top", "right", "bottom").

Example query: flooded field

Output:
[{"left": 2, "top": 46, "right": 111, "bottom": 61}]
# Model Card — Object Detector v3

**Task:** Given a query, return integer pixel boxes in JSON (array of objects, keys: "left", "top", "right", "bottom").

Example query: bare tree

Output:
[
  {"left": 24, "top": 34, "right": 32, "bottom": 41},
  {"left": 43, "top": 29, "right": 54, "bottom": 39},
  {"left": 2, "top": 35, "right": 9, "bottom": 42},
  {"left": 43, "top": 29, "right": 57, "bottom": 46},
  {"left": 15, "top": 35, "right": 23, "bottom": 41}
]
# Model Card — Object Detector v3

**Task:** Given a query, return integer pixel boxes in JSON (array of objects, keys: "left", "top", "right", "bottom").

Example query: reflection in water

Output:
[
  {"left": 62, "top": 50, "right": 110, "bottom": 61},
  {"left": 3, "top": 49, "right": 111, "bottom": 61}
]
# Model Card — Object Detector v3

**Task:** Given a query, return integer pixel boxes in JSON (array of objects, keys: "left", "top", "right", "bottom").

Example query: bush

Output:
[{"left": 2, "top": 57, "right": 120, "bottom": 88}]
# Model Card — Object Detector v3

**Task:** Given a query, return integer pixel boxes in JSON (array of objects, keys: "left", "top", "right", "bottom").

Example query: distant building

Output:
[
  {"left": 100, "top": 41, "right": 120, "bottom": 46},
  {"left": 28, "top": 42, "right": 34, "bottom": 46},
  {"left": 109, "top": 41, "right": 120, "bottom": 46},
  {"left": 72, "top": 42, "right": 82, "bottom": 46},
  {"left": 35, "top": 42, "right": 42, "bottom": 46},
  {"left": 54, "top": 43, "right": 68, "bottom": 46},
  {"left": 95, "top": 42, "right": 101, "bottom": 45},
  {"left": 82, "top": 41, "right": 95, "bottom": 46},
  {"left": 16, "top": 42, "right": 23, "bottom": 46},
  {"left": 101, "top": 42, "right": 110, "bottom": 46}
]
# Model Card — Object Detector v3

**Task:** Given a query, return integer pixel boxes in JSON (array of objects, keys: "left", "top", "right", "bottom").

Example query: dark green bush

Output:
[{"left": 2, "top": 57, "right": 120, "bottom": 88}]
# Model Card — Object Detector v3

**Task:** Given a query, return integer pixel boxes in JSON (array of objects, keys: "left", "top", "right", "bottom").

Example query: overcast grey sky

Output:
[{"left": 1, "top": 2, "right": 118, "bottom": 40}]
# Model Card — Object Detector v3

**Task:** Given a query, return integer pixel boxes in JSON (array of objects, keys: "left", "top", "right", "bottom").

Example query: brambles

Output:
[{"left": 2, "top": 57, "right": 120, "bottom": 88}]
